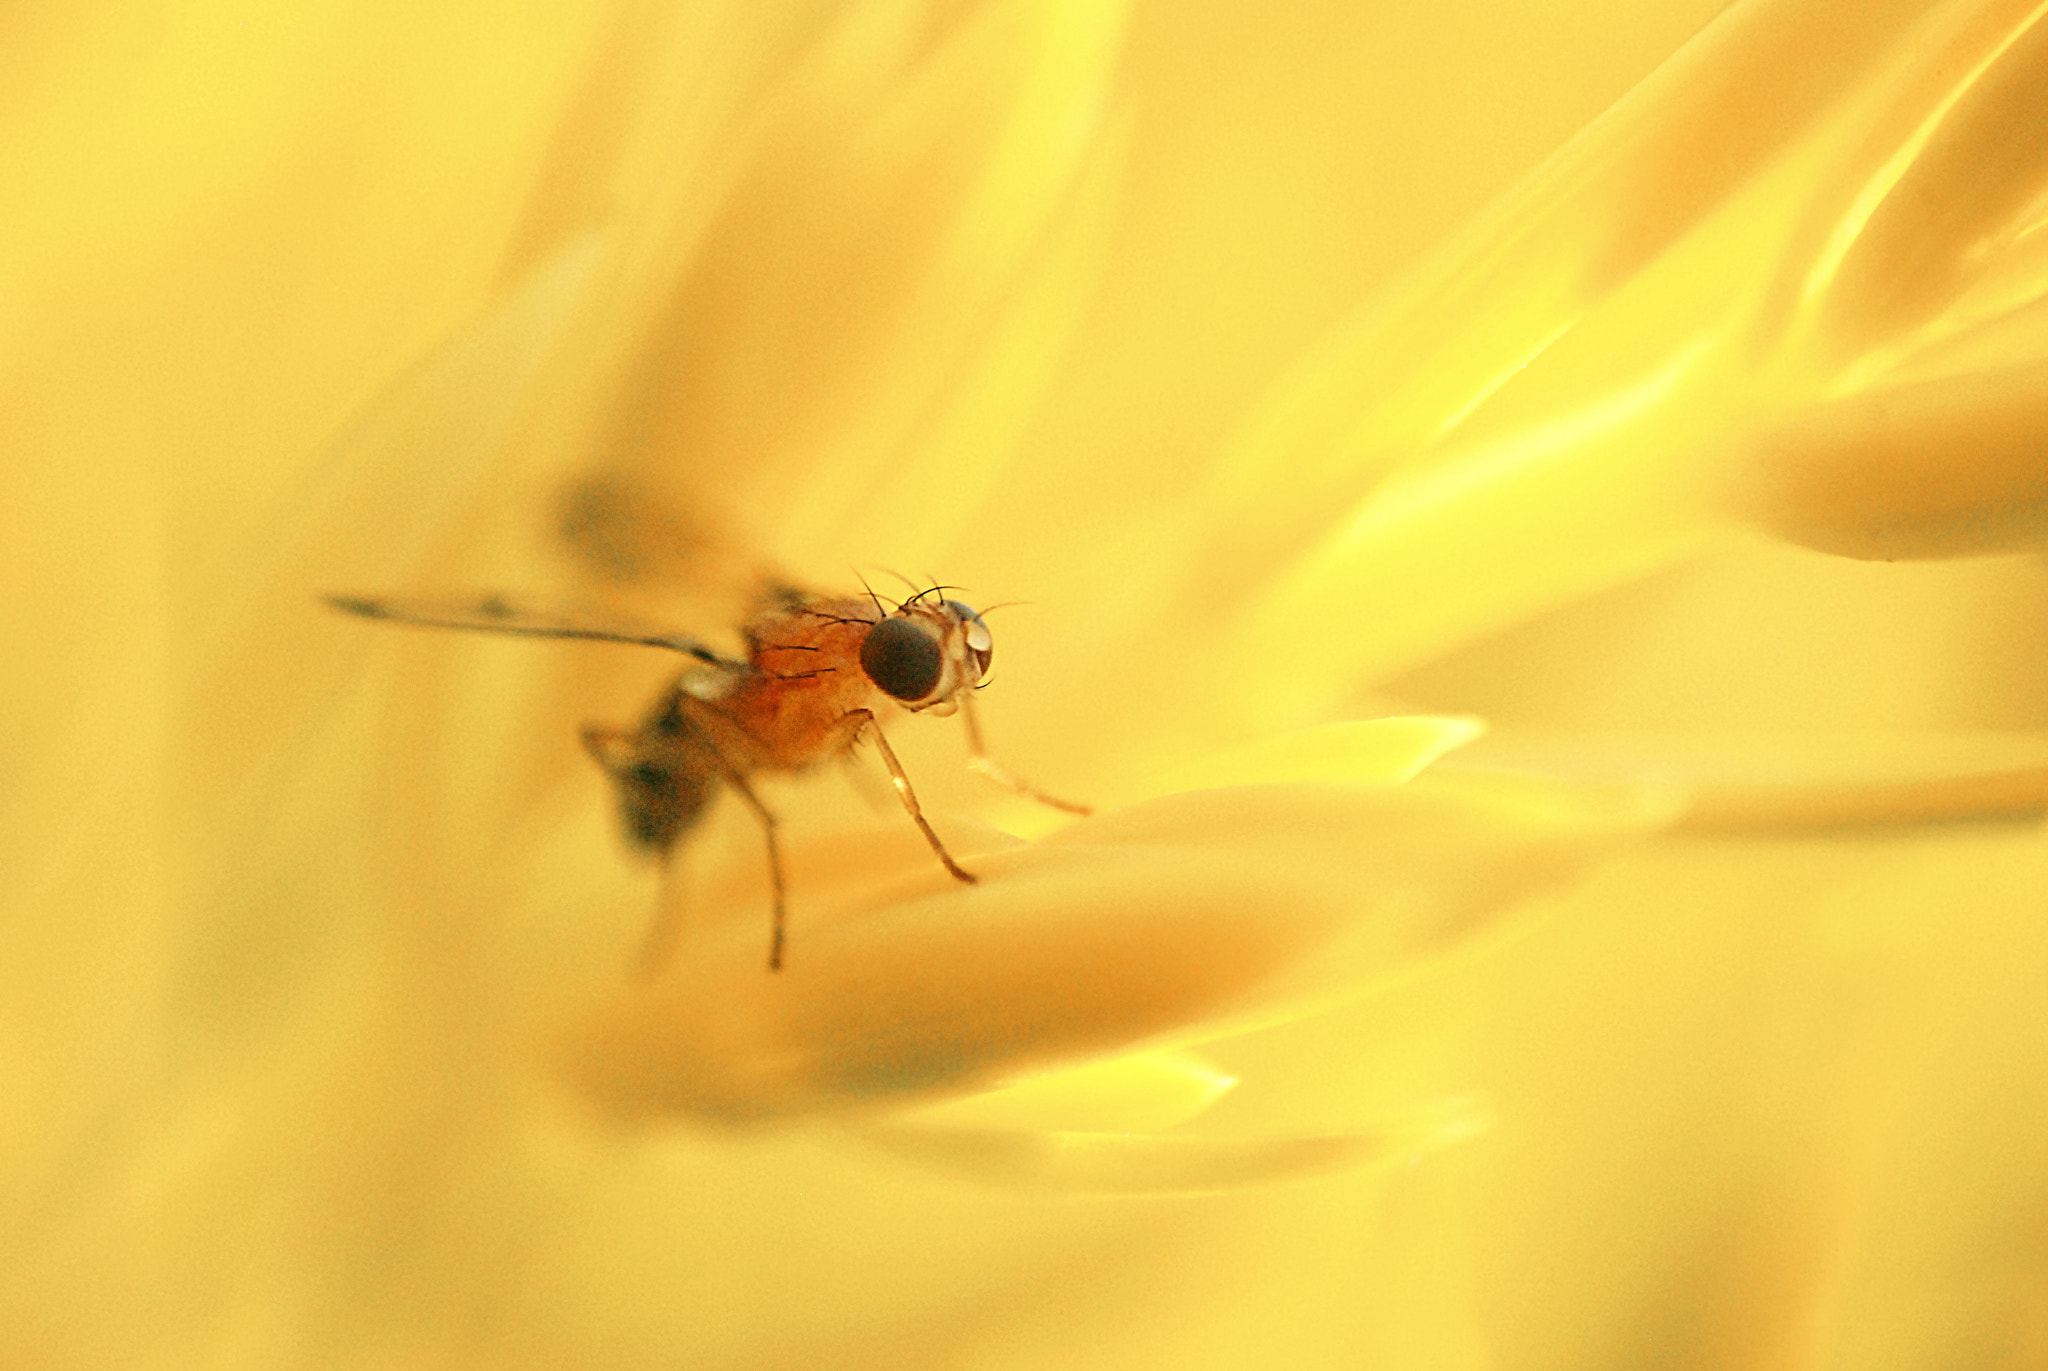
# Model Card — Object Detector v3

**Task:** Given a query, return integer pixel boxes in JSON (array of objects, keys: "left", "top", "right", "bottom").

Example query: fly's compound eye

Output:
[
  {"left": 860, "top": 615, "right": 945, "bottom": 702},
  {"left": 941, "top": 600, "right": 994, "bottom": 679}
]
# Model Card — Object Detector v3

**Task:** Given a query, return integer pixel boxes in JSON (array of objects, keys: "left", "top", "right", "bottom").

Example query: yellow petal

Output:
[
  {"left": 886, "top": 1048, "right": 1238, "bottom": 1133},
  {"left": 1730, "top": 361, "right": 2048, "bottom": 559},
  {"left": 1141, "top": 716, "right": 1487, "bottom": 796},
  {"left": 1445, "top": 728, "right": 2048, "bottom": 829},
  {"left": 563, "top": 774, "right": 1673, "bottom": 1121}
]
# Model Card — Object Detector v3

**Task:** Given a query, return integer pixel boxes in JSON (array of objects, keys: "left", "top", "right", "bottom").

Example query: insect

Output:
[{"left": 327, "top": 582, "right": 1089, "bottom": 971}]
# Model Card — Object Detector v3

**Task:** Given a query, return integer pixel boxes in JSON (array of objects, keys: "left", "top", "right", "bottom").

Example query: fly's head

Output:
[{"left": 857, "top": 593, "right": 993, "bottom": 715}]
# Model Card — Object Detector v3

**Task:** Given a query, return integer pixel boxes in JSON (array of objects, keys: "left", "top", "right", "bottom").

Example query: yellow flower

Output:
[{"left": 8, "top": 0, "right": 2048, "bottom": 1366}]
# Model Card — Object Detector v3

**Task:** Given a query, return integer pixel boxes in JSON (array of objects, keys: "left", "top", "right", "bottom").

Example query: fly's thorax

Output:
[{"left": 716, "top": 602, "right": 889, "bottom": 768}]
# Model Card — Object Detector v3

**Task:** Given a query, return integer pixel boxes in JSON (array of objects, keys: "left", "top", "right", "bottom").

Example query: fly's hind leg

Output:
[
  {"left": 714, "top": 767, "right": 787, "bottom": 971},
  {"left": 582, "top": 688, "right": 789, "bottom": 974},
  {"left": 582, "top": 722, "right": 713, "bottom": 978},
  {"left": 844, "top": 709, "right": 977, "bottom": 886}
]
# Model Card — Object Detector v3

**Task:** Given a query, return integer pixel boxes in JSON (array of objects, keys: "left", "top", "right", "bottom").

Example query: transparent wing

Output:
[{"left": 325, "top": 592, "right": 738, "bottom": 666}]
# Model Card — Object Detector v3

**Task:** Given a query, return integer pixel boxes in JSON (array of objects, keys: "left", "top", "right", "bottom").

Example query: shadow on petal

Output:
[{"left": 1729, "top": 363, "right": 2048, "bottom": 559}]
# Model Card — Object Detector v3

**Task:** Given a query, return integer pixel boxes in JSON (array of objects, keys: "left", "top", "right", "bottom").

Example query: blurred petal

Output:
[
  {"left": 1141, "top": 715, "right": 1487, "bottom": 795},
  {"left": 565, "top": 774, "right": 1675, "bottom": 1121},
  {"left": 1451, "top": 728, "right": 2048, "bottom": 828},
  {"left": 21, "top": 0, "right": 2048, "bottom": 1364},
  {"left": 1762, "top": 0, "right": 2048, "bottom": 364},
  {"left": 1732, "top": 362, "right": 2048, "bottom": 559},
  {"left": 1120, "top": 0, "right": 2048, "bottom": 751},
  {"left": 1726, "top": 0, "right": 2048, "bottom": 557}
]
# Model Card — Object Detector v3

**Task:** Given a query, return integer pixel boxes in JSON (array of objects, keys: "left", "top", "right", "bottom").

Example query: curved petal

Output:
[
  {"left": 1448, "top": 729, "right": 2048, "bottom": 828},
  {"left": 563, "top": 774, "right": 1676, "bottom": 1121},
  {"left": 1730, "top": 362, "right": 2048, "bottom": 559}
]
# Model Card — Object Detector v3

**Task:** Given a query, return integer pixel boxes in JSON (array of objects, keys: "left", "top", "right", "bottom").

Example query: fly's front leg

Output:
[
  {"left": 844, "top": 709, "right": 977, "bottom": 886},
  {"left": 958, "top": 691, "right": 1092, "bottom": 816}
]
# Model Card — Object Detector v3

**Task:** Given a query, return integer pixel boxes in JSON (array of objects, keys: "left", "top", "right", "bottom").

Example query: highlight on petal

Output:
[
  {"left": 1141, "top": 715, "right": 1487, "bottom": 796},
  {"left": 1221, "top": 337, "right": 1736, "bottom": 724},
  {"left": 561, "top": 772, "right": 1678, "bottom": 1124},
  {"left": 1154, "top": 3, "right": 1886, "bottom": 721},
  {"left": 1190, "top": 0, "right": 1936, "bottom": 533},
  {"left": 840, "top": 1093, "right": 1493, "bottom": 1196},
  {"left": 1768, "top": 0, "right": 2048, "bottom": 363},
  {"left": 1144, "top": 0, "right": 2048, "bottom": 740},
  {"left": 1724, "top": 0, "right": 2048, "bottom": 558},
  {"left": 844, "top": 1050, "right": 1493, "bottom": 1197},
  {"left": 1444, "top": 729, "right": 2048, "bottom": 830},
  {"left": 884, "top": 1047, "right": 1240, "bottom": 1134},
  {"left": 1676, "top": 730, "right": 2048, "bottom": 830}
]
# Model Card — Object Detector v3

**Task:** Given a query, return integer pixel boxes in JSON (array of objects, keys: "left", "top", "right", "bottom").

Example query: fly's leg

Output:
[
  {"left": 958, "top": 692, "right": 1092, "bottom": 816},
  {"left": 582, "top": 722, "right": 709, "bottom": 978},
  {"left": 715, "top": 767, "right": 788, "bottom": 971},
  {"left": 845, "top": 708, "right": 977, "bottom": 885},
  {"left": 583, "top": 688, "right": 790, "bottom": 974},
  {"left": 657, "top": 693, "right": 792, "bottom": 972}
]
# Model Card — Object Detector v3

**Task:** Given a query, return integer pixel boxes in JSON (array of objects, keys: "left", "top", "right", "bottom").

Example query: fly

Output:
[{"left": 326, "top": 583, "right": 1089, "bottom": 972}]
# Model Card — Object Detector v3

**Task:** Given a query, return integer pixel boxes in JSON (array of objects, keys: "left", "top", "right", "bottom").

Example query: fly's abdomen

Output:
[
  {"left": 580, "top": 680, "right": 726, "bottom": 858},
  {"left": 612, "top": 754, "right": 718, "bottom": 855}
]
